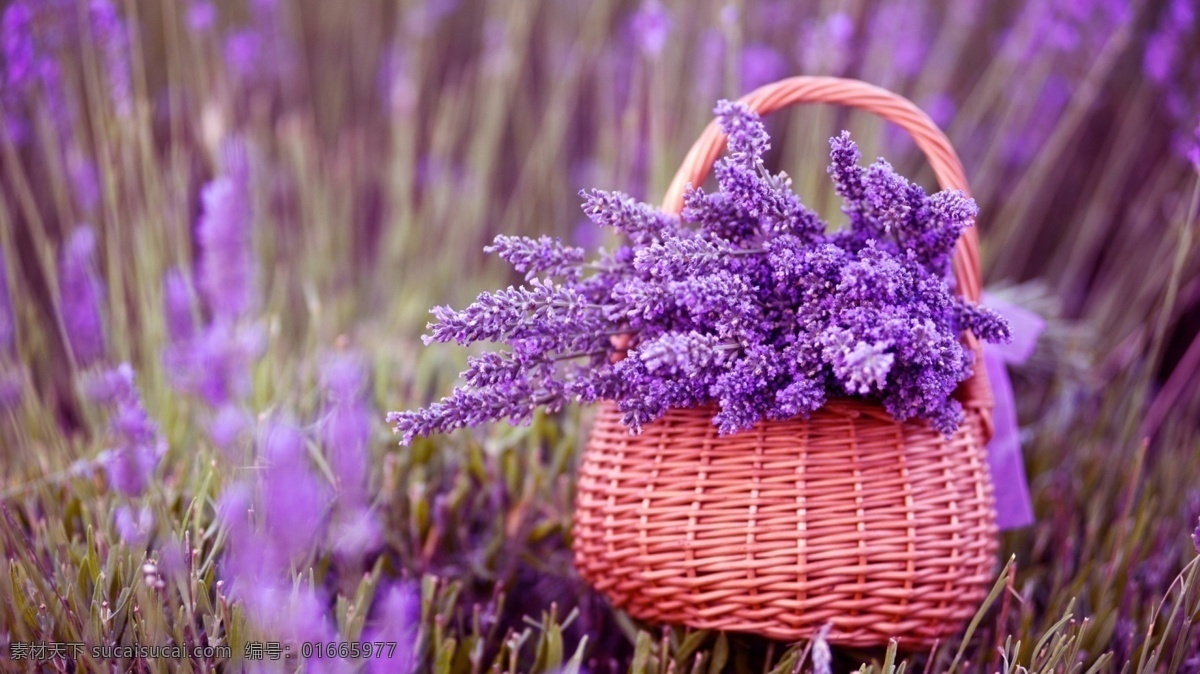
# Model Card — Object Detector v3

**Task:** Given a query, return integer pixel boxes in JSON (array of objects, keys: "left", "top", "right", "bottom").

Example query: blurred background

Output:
[{"left": 1, "top": 0, "right": 1199, "bottom": 671}]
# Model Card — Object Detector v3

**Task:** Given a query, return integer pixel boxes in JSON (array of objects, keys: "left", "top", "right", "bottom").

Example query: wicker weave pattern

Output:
[
  {"left": 575, "top": 401, "right": 998, "bottom": 646},
  {"left": 571, "top": 77, "right": 1000, "bottom": 647}
]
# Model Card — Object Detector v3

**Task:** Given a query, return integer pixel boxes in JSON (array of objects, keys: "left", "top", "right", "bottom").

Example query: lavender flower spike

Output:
[
  {"left": 197, "top": 140, "right": 254, "bottom": 323},
  {"left": 0, "top": 249, "right": 15, "bottom": 357},
  {"left": 58, "top": 226, "right": 107, "bottom": 368},
  {"left": 259, "top": 420, "right": 332, "bottom": 563},
  {"left": 392, "top": 116, "right": 1011, "bottom": 441},
  {"left": 89, "top": 364, "right": 165, "bottom": 498},
  {"left": 163, "top": 268, "right": 197, "bottom": 345},
  {"left": 0, "top": 250, "right": 19, "bottom": 411},
  {"left": 320, "top": 351, "right": 372, "bottom": 505}
]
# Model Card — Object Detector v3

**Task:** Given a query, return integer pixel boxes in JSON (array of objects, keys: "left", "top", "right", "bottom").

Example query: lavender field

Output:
[{"left": 1, "top": 0, "right": 1199, "bottom": 672}]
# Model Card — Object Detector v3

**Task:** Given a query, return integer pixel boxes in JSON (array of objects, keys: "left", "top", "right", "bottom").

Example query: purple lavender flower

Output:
[
  {"left": 209, "top": 403, "right": 251, "bottom": 457},
  {"left": 196, "top": 145, "right": 254, "bottom": 323},
  {"left": 580, "top": 189, "right": 681, "bottom": 245},
  {"left": 821, "top": 330, "right": 894, "bottom": 395},
  {"left": 259, "top": 421, "right": 332, "bottom": 563},
  {"left": 87, "top": 0, "right": 132, "bottom": 115},
  {"left": 2, "top": 1, "right": 63, "bottom": 141},
  {"left": 320, "top": 352, "right": 372, "bottom": 504},
  {"left": 89, "top": 364, "right": 165, "bottom": 497},
  {"left": 244, "top": 584, "right": 334, "bottom": 648},
  {"left": 0, "top": 250, "right": 15, "bottom": 357},
  {"left": 740, "top": 43, "right": 788, "bottom": 92},
  {"left": 222, "top": 0, "right": 298, "bottom": 86},
  {"left": 0, "top": 298, "right": 21, "bottom": 413},
  {"left": 222, "top": 30, "right": 260, "bottom": 81},
  {"left": 485, "top": 235, "right": 585, "bottom": 281},
  {"left": 363, "top": 583, "right": 418, "bottom": 674},
  {"left": 175, "top": 321, "right": 257, "bottom": 406},
  {"left": 186, "top": 0, "right": 217, "bottom": 32},
  {"left": 391, "top": 102, "right": 1010, "bottom": 442},
  {"left": 114, "top": 504, "right": 155, "bottom": 547},
  {"left": 629, "top": 1, "right": 670, "bottom": 57},
  {"left": 1, "top": 2, "right": 39, "bottom": 95},
  {"left": 1143, "top": 0, "right": 1194, "bottom": 85},
  {"left": 868, "top": 2, "right": 930, "bottom": 81},
  {"left": 424, "top": 278, "right": 601, "bottom": 347},
  {"left": 163, "top": 268, "right": 197, "bottom": 345},
  {"left": 58, "top": 226, "right": 106, "bottom": 368},
  {"left": 403, "top": 0, "right": 461, "bottom": 38},
  {"left": 1187, "top": 119, "right": 1200, "bottom": 171},
  {"left": 797, "top": 13, "right": 854, "bottom": 75},
  {"left": 328, "top": 506, "right": 382, "bottom": 558}
]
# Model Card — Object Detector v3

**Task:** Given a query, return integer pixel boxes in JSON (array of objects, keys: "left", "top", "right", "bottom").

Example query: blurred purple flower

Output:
[
  {"left": 1144, "top": 31, "right": 1175, "bottom": 84},
  {"left": 2, "top": 2, "right": 39, "bottom": 93},
  {"left": 88, "top": 0, "right": 132, "bottom": 115},
  {"left": 156, "top": 534, "right": 187, "bottom": 581},
  {"left": 740, "top": 43, "right": 788, "bottom": 92},
  {"left": 260, "top": 421, "right": 332, "bottom": 562},
  {"left": 320, "top": 353, "right": 372, "bottom": 504},
  {"left": 216, "top": 481, "right": 254, "bottom": 545},
  {"left": 163, "top": 268, "right": 197, "bottom": 346},
  {"left": 719, "top": 4, "right": 738, "bottom": 28},
  {"left": 629, "top": 1, "right": 670, "bottom": 57},
  {"left": 58, "top": 226, "right": 107, "bottom": 368},
  {"left": 93, "top": 415, "right": 162, "bottom": 499},
  {"left": 1003, "top": 75, "right": 1071, "bottom": 168},
  {"left": 329, "top": 506, "right": 382, "bottom": 559},
  {"left": 0, "top": 371, "right": 21, "bottom": 412},
  {"left": 797, "top": 12, "right": 854, "bottom": 75},
  {"left": 2, "top": 1, "right": 63, "bottom": 141},
  {"left": 91, "top": 364, "right": 165, "bottom": 498},
  {"left": 377, "top": 41, "right": 415, "bottom": 115},
  {"left": 209, "top": 403, "right": 251, "bottom": 457},
  {"left": 1, "top": 0, "right": 133, "bottom": 135},
  {"left": 403, "top": 0, "right": 460, "bottom": 38},
  {"left": 171, "top": 321, "right": 256, "bottom": 406},
  {"left": 363, "top": 583, "right": 419, "bottom": 674},
  {"left": 571, "top": 219, "right": 603, "bottom": 250},
  {"left": 0, "top": 250, "right": 14, "bottom": 357},
  {"left": 186, "top": 0, "right": 217, "bottom": 32},
  {"left": 197, "top": 141, "right": 254, "bottom": 323},
  {"left": 869, "top": 3, "right": 929, "bottom": 81},
  {"left": 1187, "top": 119, "right": 1200, "bottom": 171},
  {"left": 83, "top": 362, "right": 134, "bottom": 404},
  {"left": 222, "top": 30, "right": 260, "bottom": 81},
  {"left": 1192, "top": 517, "right": 1200, "bottom": 554},
  {"left": 222, "top": 0, "right": 298, "bottom": 86},
  {"left": 692, "top": 28, "right": 726, "bottom": 114},
  {"left": 237, "top": 582, "right": 336, "bottom": 667},
  {"left": 114, "top": 504, "right": 154, "bottom": 546}
]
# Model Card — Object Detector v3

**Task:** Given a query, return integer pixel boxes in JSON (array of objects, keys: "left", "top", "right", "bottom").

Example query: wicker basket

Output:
[{"left": 572, "top": 77, "right": 999, "bottom": 648}]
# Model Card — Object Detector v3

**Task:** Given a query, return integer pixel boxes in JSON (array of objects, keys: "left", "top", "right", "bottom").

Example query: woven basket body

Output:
[
  {"left": 575, "top": 401, "right": 997, "bottom": 646},
  {"left": 571, "top": 77, "right": 1000, "bottom": 647}
]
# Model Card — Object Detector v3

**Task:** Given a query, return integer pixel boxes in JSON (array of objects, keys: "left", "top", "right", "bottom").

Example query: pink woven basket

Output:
[{"left": 572, "top": 77, "right": 999, "bottom": 648}]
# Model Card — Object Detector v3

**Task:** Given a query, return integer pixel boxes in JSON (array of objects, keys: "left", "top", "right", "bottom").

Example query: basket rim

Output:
[{"left": 587, "top": 396, "right": 988, "bottom": 435}]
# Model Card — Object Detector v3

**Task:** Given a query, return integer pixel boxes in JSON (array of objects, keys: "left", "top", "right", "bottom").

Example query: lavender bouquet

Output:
[{"left": 389, "top": 101, "right": 1010, "bottom": 444}]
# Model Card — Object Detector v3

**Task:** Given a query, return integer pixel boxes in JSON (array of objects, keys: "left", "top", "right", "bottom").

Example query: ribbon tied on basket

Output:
[{"left": 981, "top": 292, "right": 1044, "bottom": 530}]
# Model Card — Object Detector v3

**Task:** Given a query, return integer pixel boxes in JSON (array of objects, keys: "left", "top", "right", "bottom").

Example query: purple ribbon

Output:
[{"left": 981, "top": 292, "right": 1044, "bottom": 530}]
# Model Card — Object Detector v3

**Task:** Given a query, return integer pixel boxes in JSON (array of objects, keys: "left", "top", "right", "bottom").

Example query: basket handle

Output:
[{"left": 662, "top": 76, "right": 982, "bottom": 305}]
